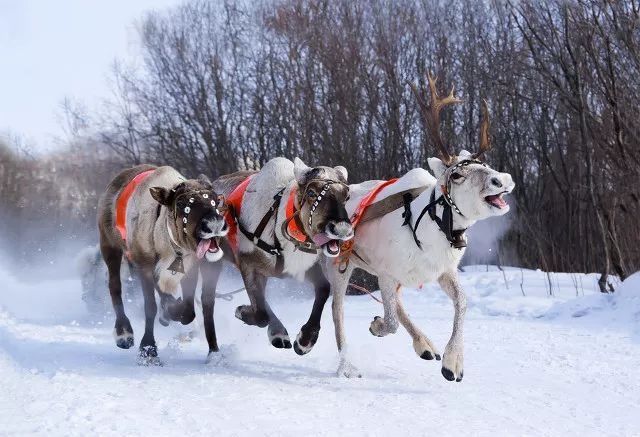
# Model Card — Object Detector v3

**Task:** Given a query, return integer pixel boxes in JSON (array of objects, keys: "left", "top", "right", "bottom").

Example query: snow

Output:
[{"left": 1, "top": 264, "right": 639, "bottom": 436}]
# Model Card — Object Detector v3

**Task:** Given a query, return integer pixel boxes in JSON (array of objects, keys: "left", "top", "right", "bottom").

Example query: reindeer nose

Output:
[
  {"left": 490, "top": 177, "right": 503, "bottom": 188},
  {"left": 199, "top": 221, "right": 212, "bottom": 234},
  {"left": 327, "top": 221, "right": 354, "bottom": 240}
]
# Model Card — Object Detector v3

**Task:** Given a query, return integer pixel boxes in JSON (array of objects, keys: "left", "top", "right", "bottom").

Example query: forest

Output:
[{"left": 1, "top": 0, "right": 638, "bottom": 291}]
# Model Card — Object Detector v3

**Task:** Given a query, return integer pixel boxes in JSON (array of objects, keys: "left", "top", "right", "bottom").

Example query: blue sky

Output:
[{"left": 0, "top": 0, "right": 183, "bottom": 152}]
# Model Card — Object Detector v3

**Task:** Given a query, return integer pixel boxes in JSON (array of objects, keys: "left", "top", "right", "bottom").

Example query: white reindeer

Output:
[{"left": 322, "top": 74, "right": 515, "bottom": 379}]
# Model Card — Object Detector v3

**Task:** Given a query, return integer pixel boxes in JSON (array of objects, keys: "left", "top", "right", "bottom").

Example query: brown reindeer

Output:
[
  {"left": 98, "top": 164, "right": 228, "bottom": 365},
  {"left": 179, "top": 157, "right": 353, "bottom": 353}
]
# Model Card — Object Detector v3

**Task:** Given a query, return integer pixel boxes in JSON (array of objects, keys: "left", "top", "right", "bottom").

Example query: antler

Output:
[
  {"left": 410, "top": 72, "right": 462, "bottom": 166},
  {"left": 472, "top": 99, "right": 492, "bottom": 160}
]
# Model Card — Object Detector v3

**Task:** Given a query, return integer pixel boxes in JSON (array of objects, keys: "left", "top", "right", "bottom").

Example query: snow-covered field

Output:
[{"left": 1, "top": 263, "right": 639, "bottom": 436}]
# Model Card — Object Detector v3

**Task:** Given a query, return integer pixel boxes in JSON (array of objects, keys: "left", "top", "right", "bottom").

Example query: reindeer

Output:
[
  {"left": 178, "top": 157, "right": 354, "bottom": 353},
  {"left": 98, "top": 165, "right": 228, "bottom": 365},
  {"left": 317, "top": 74, "right": 515, "bottom": 379}
]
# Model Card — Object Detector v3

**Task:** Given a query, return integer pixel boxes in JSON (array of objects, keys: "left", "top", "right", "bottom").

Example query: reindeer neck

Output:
[{"left": 433, "top": 183, "right": 476, "bottom": 231}]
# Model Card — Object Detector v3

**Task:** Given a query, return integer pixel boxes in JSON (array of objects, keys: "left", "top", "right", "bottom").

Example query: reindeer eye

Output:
[
  {"left": 307, "top": 189, "right": 317, "bottom": 198},
  {"left": 451, "top": 173, "right": 463, "bottom": 181}
]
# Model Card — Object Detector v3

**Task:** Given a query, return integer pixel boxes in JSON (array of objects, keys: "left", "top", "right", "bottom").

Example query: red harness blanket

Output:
[
  {"left": 224, "top": 175, "right": 255, "bottom": 253},
  {"left": 115, "top": 169, "right": 155, "bottom": 241}
]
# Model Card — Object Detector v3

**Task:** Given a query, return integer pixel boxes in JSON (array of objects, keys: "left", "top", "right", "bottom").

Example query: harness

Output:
[
  {"left": 115, "top": 169, "right": 156, "bottom": 241},
  {"left": 337, "top": 159, "right": 485, "bottom": 270},
  {"left": 225, "top": 177, "right": 346, "bottom": 275}
]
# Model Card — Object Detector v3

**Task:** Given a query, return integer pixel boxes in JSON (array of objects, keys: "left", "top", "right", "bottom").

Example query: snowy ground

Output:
[{"left": 1, "top": 263, "right": 639, "bottom": 436}]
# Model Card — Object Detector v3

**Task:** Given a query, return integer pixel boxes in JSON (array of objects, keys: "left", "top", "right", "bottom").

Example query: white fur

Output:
[{"left": 325, "top": 153, "right": 515, "bottom": 380}]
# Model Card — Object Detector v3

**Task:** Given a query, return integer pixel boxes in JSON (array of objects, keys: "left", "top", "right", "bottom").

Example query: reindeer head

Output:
[
  {"left": 150, "top": 175, "right": 228, "bottom": 262},
  {"left": 411, "top": 73, "right": 515, "bottom": 222},
  {"left": 293, "top": 157, "right": 353, "bottom": 257}
]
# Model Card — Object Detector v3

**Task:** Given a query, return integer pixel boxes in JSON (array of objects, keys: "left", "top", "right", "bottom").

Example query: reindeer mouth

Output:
[
  {"left": 324, "top": 240, "right": 341, "bottom": 257},
  {"left": 196, "top": 237, "right": 221, "bottom": 260},
  {"left": 313, "top": 233, "right": 346, "bottom": 258},
  {"left": 485, "top": 192, "right": 509, "bottom": 209}
]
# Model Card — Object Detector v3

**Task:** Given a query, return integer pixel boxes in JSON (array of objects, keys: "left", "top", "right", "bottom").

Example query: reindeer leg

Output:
[
  {"left": 394, "top": 290, "right": 441, "bottom": 361},
  {"left": 101, "top": 243, "right": 134, "bottom": 349},
  {"left": 178, "top": 265, "right": 198, "bottom": 325},
  {"left": 235, "top": 264, "right": 291, "bottom": 349},
  {"left": 438, "top": 271, "right": 466, "bottom": 382},
  {"left": 369, "top": 276, "right": 400, "bottom": 337},
  {"left": 293, "top": 263, "right": 330, "bottom": 355},
  {"left": 326, "top": 262, "right": 361, "bottom": 378},
  {"left": 138, "top": 269, "right": 161, "bottom": 366},
  {"left": 200, "top": 260, "right": 223, "bottom": 363}
]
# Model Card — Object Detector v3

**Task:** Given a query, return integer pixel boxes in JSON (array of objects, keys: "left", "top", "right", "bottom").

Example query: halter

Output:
[
  {"left": 404, "top": 159, "right": 486, "bottom": 250},
  {"left": 281, "top": 178, "right": 349, "bottom": 251},
  {"left": 165, "top": 187, "right": 223, "bottom": 274},
  {"left": 440, "top": 159, "right": 486, "bottom": 217}
]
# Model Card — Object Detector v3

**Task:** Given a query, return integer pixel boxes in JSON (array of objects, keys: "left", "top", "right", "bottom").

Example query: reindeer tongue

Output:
[
  {"left": 312, "top": 233, "right": 333, "bottom": 246},
  {"left": 196, "top": 239, "right": 212, "bottom": 259}
]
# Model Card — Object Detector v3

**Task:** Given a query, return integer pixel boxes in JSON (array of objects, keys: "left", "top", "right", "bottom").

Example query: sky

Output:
[{"left": 0, "top": 0, "right": 183, "bottom": 153}]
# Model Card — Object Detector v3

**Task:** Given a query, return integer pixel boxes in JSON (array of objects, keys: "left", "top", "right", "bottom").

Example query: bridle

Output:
[
  {"left": 403, "top": 159, "right": 486, "bottom": 250},
  {"left": 280, "top": 178, "right": 349, "bottom": 251},
  {"left": 164, "top": 186, "right": 224, "bottom": 274},
  {"left": 440, "top": 159, "right": 487, "bottom": 217}
]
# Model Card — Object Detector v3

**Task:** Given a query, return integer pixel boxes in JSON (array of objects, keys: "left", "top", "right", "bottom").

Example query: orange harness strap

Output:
[
  {"left": 349, "top": 179, "right": 399, "bottom": 228},
  {"left": 337, "top": 178, "right": 399, "bottom": 270},
  {"left": 224, "top": 175, "right": 255, "bottom": 254},
  {"left": 115, "top": 170, "right": 155, "bottom": 241},
  {"left": 284, "top": 186, "right": 310, "bottom": 244}
]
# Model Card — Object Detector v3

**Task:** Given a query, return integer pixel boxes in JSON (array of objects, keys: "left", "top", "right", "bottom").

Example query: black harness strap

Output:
[
  {"left": 237, "top": 189, "right": 285, "bottom": 273},
  {"left": 405, "top": 189, "right": 467, "bottom": 250}
]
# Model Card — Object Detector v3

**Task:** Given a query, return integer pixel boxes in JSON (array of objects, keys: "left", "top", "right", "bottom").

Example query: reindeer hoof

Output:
[
  {"left": 113, "top": 320, "right": 134, "bottom": 349},
  {"left": 420, "top": 351, "right": 435, "bottom": 360},
  {"left": 441, "top": 367, "right": 456, "bottom": 381},
  {"left": 137, "top": 346, "right": 162, "bottom": 366},
  {"left": 293, "top": 328, "right": 319, "bottom": 355},
  {"left": 235, "top": 305, "right": 269, "bottom": 327},
  {"left": 181, "top": 309, "right": 196, "bottom": 325},
  {"left": 116, "top": 335, "right": 134, "bottom": 349},
  {"left": 158, "top": 315, "right": 170, "bottom": 327},
  {"left": 271, "top": 337, "right": 292, "bottom": 349}
]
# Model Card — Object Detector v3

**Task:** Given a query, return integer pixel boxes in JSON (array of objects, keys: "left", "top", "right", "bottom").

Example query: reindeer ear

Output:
[
  {"left": 428, "top": 157, "right": 447, "bottom": 179},
  {"left": 197, "top": 174, "right": 213, "bottom": 187},
  {"left": 334, "top": 165, "right": 348, "bottom": 182},
  {"left": 293, "top": 157, "right": 311, "bottom": 185},
  {"left": 459, "top": 149, "right": 472, "bottom": 159},
  {"left": 149, "top": 187, "right": 174, "bottom": 206}
]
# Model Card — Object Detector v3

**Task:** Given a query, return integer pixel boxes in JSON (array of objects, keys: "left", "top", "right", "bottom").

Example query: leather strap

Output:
[
  {"left": 358, "top": 186, "right": 428, "bottom": 225},
  {"left": 236, "top": 189, "right": 285, "bottom": 274}
]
